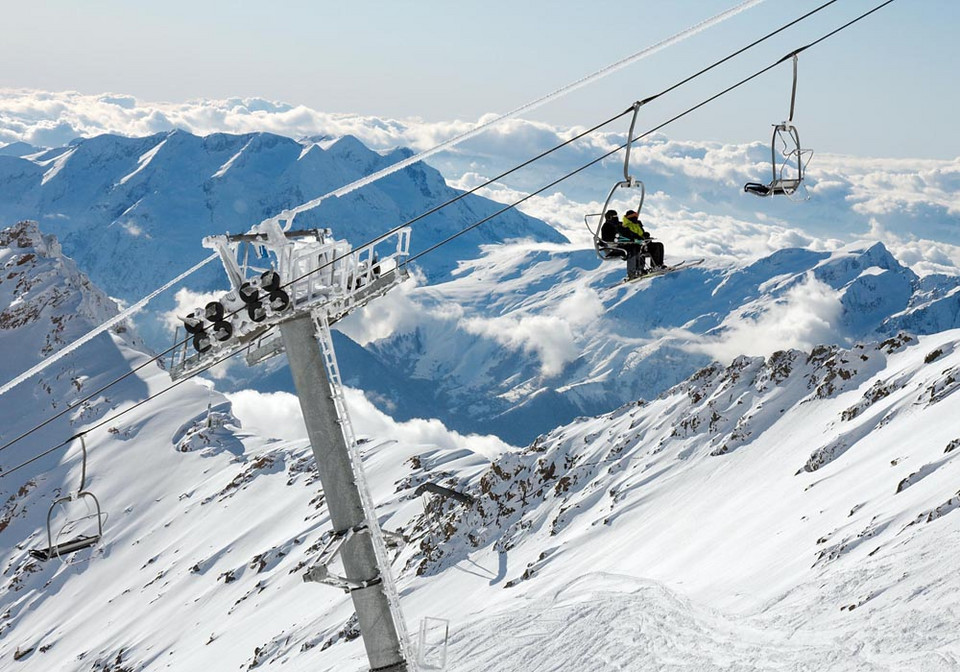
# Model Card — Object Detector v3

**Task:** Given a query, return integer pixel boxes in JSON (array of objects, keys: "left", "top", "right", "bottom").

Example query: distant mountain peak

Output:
[
  {"left": 0, "top": 141, "right": 41, "bottom": 158},
  {"left": 0, "top": 220, "right": 122, "bottom": 360},
  {"left": 0, "top": 130, "right": 565, "bottom": 300},
  {"left": 0, "top": 219, "right": 60, "bottom": 256}
]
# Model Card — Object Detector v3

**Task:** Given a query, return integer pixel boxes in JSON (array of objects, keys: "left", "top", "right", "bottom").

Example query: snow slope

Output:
[
  {"left": 3, "top": 222, "right": 959, "bottom": 671},
  {"left": 401, "top": 330, "right": 960, "bottom": 670}
]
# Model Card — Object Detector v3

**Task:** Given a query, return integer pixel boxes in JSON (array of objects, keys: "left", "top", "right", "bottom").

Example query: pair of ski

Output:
[{"left": 621, "top": 258, "right": 704, "bottom": 284}]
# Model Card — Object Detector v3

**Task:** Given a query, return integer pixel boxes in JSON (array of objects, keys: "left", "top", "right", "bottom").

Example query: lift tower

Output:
[{"left": 170, "top": 218, "right": 414, "bottom": 671}]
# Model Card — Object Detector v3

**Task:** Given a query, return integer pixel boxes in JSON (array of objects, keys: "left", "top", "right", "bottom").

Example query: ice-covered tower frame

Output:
[{"left": 169, "top": 216, "right": 414, "bottom": 672}]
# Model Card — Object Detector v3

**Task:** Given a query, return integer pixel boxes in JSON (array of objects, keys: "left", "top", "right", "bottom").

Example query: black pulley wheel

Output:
[
  {"left": 182, "top": 316, "right": 204, "bottom": 335},
  {"left": 260, "top": 269, "right": 281, "bottom": 292},
  {"left": 212, "top": 320, "right": 233, "bottom": 342},
  {"left": 204, "top": 301, "right": 225, "bottom": 322},
  {"left": 247, "top": 301, "right": 267, "bottom": 323},
  {"left": 192, "top": 333, "right": 212, "bottom": 353},
  {"left": 239, "top": 282, "right": 260, "bottom": 305},
  {"left": 269, "top": 289, "right": 290, "bottom": 312}
]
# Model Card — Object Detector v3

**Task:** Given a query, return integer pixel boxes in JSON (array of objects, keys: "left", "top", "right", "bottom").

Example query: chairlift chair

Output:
[
  {"left": 744, "top": 54, "right": 813, "bottom": 199},
  {"left": 588, "top": 102, "right": 649, "bottom": 262},
  {"left": 29, "top": 434, "right": 105, "bottom": 562}
]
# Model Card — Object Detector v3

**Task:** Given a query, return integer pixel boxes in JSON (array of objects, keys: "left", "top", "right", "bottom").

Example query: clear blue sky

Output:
[{"left": 4, "top": 0, "right": 956, "bottom": 158}]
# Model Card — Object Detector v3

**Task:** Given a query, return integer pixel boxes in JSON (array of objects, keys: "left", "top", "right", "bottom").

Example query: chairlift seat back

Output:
[{"left": 30, "top": 490, "right": 105, "bottom": 562}]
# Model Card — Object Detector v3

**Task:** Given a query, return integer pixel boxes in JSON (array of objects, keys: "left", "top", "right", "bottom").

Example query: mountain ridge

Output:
[
  {"left": 349, "top": 237, "right": 960, "bottom": 444},
  {"left": 0, "top": 130, "right": 565, "bottom": 305}
]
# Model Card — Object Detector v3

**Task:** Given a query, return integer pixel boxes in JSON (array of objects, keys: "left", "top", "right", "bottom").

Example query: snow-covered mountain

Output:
[
  {"left": 1, "top": 127, "right": 958, "bottom": 445},
  {"left": 341, "top": 237, "right": 960, "bottom": 444},
  {"left": 2, "top": 125, "right": 958, "bottom": 443},
  {"left": 1, "top": 106, "right": 959, "bottom": 671},
  {"left": 2, "top": 221, "right": 959, "bottom": 671},
  {"left": 0, "top": 130, "right": 565, "bottom": 303},
  {"left": 3, "top": 90, "right": 956, "bottom": 274},
  {"left": 0, "top": 221, "right": 453, "bottom": 671},
  {"left": 0, "top": 219, "right": 150, "bottom": 454},
  {"left": 399, "top": 328, "right": 960, "bottom": 670}
]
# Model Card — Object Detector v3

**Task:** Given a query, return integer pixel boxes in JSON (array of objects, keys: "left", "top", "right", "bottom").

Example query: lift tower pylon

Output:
[{"left": 170, "top": 218, "right": 414, "bottom": 671}]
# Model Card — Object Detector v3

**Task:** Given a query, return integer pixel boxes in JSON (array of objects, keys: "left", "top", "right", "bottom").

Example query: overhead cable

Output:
[
  {"left": 0, "top": 342, "right": 252, "bottom": 479},
  {"left": 276, "top": 0, "right": 768, "bottom": 220},
  {"left": 0, "top": 252, "right": 219, "bottom": 399},
  {"left": 405, "top": 0, "right": 899, "bottom": 267},
  {"left": 0, "top": 0, "right": 764, "bottom": 400},
  {"left": 0, "top": 0, "right": 894, "bottom": 475}
]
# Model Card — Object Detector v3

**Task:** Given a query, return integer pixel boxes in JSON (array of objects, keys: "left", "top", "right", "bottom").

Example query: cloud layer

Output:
[
  {"left": 2, "top": 88, "right": 957, "bottom": 272},
  {"left": 4, "top": 87, "right": 958, "bottom": 373},
  {"left": 225, "top": 387, "right": 510, "bottom": 459},
  {"left": 677, "top": 272, "right": 844, "bottom": 362},
  {"left": 0, "top": 88, "right": 484, "bottom": 153}
]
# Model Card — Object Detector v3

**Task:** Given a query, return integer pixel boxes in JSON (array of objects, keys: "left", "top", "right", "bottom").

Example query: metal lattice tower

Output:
[{"left": 313, "top": 311, "right": 412, "bottom": 661}]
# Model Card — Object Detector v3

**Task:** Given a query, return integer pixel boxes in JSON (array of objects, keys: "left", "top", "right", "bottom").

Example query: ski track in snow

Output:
[{"left": 446, "top": 575, "right": 958, "bottom": 672}]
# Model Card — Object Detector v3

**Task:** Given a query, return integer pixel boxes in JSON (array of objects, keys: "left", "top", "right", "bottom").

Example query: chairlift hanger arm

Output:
[
  {"left": 76, "top": 433, "right": 88, "bottom": 492},
  {"left": 622, "top": 101, "right": 642, "bottom": 183},
  {"left": 787, "top": 53, "right": 798, "bottom": 122}
]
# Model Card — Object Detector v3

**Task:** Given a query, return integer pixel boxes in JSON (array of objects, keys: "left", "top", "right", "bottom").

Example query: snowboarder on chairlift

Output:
[{"left": 619, "top": 210, "right": 665, "bottom": 280}]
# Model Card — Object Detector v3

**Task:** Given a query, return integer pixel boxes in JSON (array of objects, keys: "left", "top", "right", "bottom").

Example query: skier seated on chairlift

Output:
[{"left": 616, "top": 209, "right": 665, "bottom": 280}]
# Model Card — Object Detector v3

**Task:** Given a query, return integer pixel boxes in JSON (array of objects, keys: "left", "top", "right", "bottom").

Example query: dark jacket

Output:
[{"left": 600, "top": 217, "right": 619, "bottom": 242}]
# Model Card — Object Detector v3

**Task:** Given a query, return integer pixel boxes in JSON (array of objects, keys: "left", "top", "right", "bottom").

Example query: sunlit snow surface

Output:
[
  {"left": 1, "top": 119, "right": 959, "bottom": 669},
  {"left": 2, "top": 219, "right": 960, "bottom": 670}
]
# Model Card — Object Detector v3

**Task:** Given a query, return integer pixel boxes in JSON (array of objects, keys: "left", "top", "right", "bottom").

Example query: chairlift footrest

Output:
[{"left": 744, "top": 182, "right": 772, "bottom": 197}]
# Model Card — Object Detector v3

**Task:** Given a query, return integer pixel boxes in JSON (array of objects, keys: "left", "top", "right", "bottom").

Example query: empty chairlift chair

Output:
[
  {"left": 744, "top": 53, "right": 813, "bottom": 199},
  {"left": 29, "top": 434, "right": 106, "bottom": 562}
]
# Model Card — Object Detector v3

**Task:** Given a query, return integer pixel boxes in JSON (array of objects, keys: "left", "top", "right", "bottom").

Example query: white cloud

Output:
[
  {"left": 0, "top": 88, "right": 489, "bottom": 153},
  {"left": 336, "top": 271, "right": 426, "bottom": 345},
  {"left": 2, "top": 87, "right": 957, "bottom": 282},
  {"left": 344, "top": 388, "right": 510, "bottom": 460},
  {"left": 461, "top": 285, "right": 603, "bottom": 378},
  {"left": 677, "top": 273, "right": 843, "bottom": 362},
  {"left": 226, "top": 387, "right": 510, "bottom": 459},
  {"left": 447, "top": 172, "right": 600, "bottom": 246},
  {"left": 855, "top": 219, "right": 960, "bottom": 277},
  {"left": 225, "top": 389, "right": 308, "bottom": 443}
]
